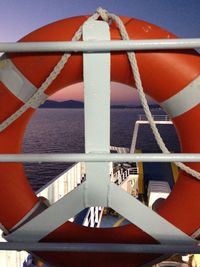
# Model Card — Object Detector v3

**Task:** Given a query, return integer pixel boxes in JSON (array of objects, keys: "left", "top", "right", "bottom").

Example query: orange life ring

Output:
[{"left": 0, "top": 15, "right": 200, "bottom": 267}]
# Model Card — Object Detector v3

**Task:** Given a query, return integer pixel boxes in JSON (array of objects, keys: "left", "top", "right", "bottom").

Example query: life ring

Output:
[{"left": 0, "top": 15, "right": 200, "bottom": 267}]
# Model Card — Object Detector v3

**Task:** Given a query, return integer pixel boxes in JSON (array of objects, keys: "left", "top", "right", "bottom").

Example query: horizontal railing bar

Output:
[
  {"left": 136, "top": 120, "right": 173, "bottom": 125},
  {"left": 0, "top": 242, "right": 199, "bottom": 253},
  {"left": 1, "top": 39, "right": 200, "bottom": 53},
  {"left": 0, "top": 153, "right": 200, "bottom": 162}
]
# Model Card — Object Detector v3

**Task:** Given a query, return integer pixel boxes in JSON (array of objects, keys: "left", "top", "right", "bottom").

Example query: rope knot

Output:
[{"left": 96, "top": 7, "right": 109, "bottom": 22}]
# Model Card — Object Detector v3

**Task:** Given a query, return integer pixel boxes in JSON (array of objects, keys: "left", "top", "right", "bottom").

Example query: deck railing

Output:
[
  {"left": 138, "top": 114, "right": 170, "bottom": 121},
  {"left": 0, "top": 21, "right": 199, "bottom": 260},
  {"left": 130, "top": 115, "right": 173, "bottom": 153},
  {"left": 37, "top": 162, "right": 85, "bottom": 204}
]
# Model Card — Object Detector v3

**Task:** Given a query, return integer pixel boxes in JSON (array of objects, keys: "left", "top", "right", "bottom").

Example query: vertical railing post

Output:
[{"left": 83, "top": 20, "right": 111, "bottom": 207}]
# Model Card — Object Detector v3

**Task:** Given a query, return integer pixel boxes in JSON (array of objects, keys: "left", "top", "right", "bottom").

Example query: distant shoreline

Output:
[{"left": 40, "top": 100, "right": 159, "bottom": 109}]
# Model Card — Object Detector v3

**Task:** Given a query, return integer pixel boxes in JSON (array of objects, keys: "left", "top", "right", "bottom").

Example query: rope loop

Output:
[{"left": 96, "top": 7, "right": 110, "bottom": 22}]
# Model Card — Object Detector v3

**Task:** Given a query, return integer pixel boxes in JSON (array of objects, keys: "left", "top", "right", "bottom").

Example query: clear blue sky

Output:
[
  {"left": 1, "top": 0, "right": 199, "bottom": 41},
  {"left": 0, "top": 0, "right": 199, "bottom": 104}
]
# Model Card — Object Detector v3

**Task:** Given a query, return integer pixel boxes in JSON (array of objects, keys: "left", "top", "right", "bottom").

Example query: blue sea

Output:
[{"left": 23, "top": 108, "right": 180, "bottom": 191}]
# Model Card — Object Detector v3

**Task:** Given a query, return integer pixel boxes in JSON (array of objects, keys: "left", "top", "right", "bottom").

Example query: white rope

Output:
[
  {"left": 111, "top": 12, "right": 200, "bottom": 179},
  {"left": 0, "top": 12, "right": 100, "bottom": 132},
  {"left": 95, "top": 8, "right": 200, "bottom": 180},
  {"left": 0, "top": 7, "right": 199, "bottom": 180}
]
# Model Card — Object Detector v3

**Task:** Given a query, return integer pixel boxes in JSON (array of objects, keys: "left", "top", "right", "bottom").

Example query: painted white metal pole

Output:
[
  {"left": 5, "top": 184, "right": 86, "bottom": 242},
  {"left": 83, "top": 20, "right": 110, "bottom": 207},
  {"left": 1, "top": 39, "right": 200, "bottom": 52},
  {"left": 110, "top": 183, "right": 194, "bottom": 244},
  {"left": 0, "top": 153, "right": 200, "bottom": 162},
  {"left": 0, "top": 242, "right": 199, "bottom": 254}
]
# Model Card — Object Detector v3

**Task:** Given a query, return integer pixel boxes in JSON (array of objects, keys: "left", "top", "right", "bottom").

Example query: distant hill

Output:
[
  {"left": 132, "top": 104, "right": 160, "bottom": 109},
  {"left": 40, "top": 100, "right": 84, "bottom": 108},
  {"left": 40, "top": 100, "right": 160, "bottom": 109},
  {"left": 111, "top": 104, "right": 134, "bottom": 109}
]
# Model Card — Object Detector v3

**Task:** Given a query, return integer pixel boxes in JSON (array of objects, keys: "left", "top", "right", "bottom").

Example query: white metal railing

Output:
[
  {"left": 130, "top": 115, "right": 173, "bottom": 153},
  {"left": 110, "top": 146, "right": 130, "bottom": 153},
  {"left": 0, "top": 162, "right": 86, "bottom": 266},
  {"left": 84, "top": 159, "right": 138, "bottom": 227},
  {"left": 0, "top": 21, "right": 199, "bottom": 259},
  {"left": 138, "top": 114, "right": 170, "bottom": 121},
  {"left": 37, "top": 162, "right": 85, "bottom": 203},
  {"left": 0, "top": 36, "right": 199, "bottom": 163},
  {"left": 112, "top": 167, "right": 138, "bottom": 185},
  {"left": 0, "top": 38, "right": 200, "bottom": 53},
  {"left": 0, "top": 242, "right": 199, "bottom": 254},
  {"left": 83, "top": 207, "right": 102, "bottom": 227},
  {"left": 0, "top": 153, "right": 200, "bottom": 162}
]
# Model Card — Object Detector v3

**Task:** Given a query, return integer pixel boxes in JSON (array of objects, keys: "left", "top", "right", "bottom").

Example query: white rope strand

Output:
[
  {"left": 101, "top": 9, "right": 200, "bottom": 180},
  {"left": 0, "top": 12, "right": 100, "bottom": 133}
]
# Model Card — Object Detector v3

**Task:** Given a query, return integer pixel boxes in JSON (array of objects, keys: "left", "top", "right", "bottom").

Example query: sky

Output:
[{"left": 0, "top": 0, "right": 200, "bottom": 105}]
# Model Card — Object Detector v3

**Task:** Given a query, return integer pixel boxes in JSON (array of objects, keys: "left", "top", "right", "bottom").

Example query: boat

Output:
[{"left": 0, "top": 8, "right": 199, "bottom": 267}]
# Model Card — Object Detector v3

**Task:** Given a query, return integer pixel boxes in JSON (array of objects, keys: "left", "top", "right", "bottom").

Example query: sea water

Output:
[{"left": 23, "top": 108, "right": 180, "bottom": 191}]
